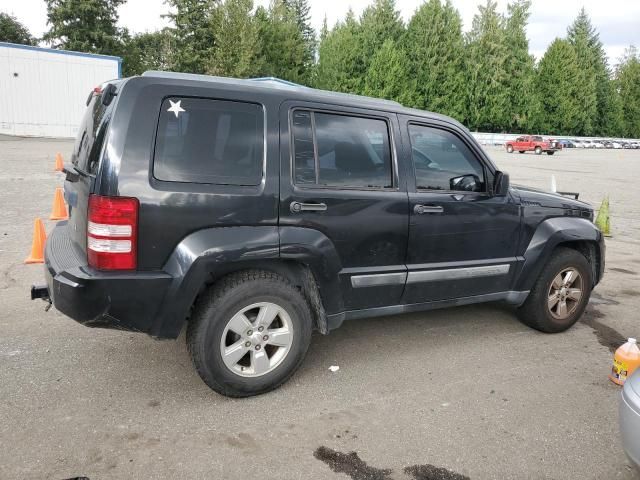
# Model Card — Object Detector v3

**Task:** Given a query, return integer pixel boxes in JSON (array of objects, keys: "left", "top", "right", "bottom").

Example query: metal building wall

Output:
[{"left": 0, "top": 42, "right": 120, "bottom": 138}]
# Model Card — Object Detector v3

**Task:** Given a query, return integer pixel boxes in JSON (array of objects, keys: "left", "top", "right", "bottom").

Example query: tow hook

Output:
[{"left": 30, "top": 285, "right": 52, "bottom": 311}]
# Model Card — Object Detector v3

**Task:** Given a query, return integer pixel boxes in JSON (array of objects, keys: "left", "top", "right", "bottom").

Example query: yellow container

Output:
[{"left": 609, "top": 338, "right": 640, "bottom": 386}]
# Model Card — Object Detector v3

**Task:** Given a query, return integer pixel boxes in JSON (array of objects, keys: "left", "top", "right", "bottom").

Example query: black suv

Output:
[{"left": 32, "top": 72, "right": 605, "bottom": 397}]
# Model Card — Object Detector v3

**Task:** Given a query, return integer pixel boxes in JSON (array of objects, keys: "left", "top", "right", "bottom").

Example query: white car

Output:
[
  {"left": 572, "top": 139, "right": 586, "bottom": 148},
  {"left": 592, "top": 141, "right": 605, "bottom": 148}
]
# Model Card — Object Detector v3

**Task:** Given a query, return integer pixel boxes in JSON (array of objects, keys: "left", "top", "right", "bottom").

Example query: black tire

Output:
[
  {"left": 506, "top": 145, "right": 514, "bottom": 153},
  {"left": 517, "top": 248, "right": 592, "bottom": 333},
  {"left": 547, "top": 151, "right": 555, "bottom": 155},
  {"left": 187, "top": 270, "right": 313, "bottom": 397},
  {"left": 535, "top": 146, "right": 542, "bottom": 155},
  {"left": 519, "top": 151, "right": 525, "bottom": 154}
]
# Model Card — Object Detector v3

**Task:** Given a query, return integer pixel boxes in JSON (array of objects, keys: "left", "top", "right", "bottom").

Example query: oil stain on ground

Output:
[
  {"left": 314, "top": 447, "right": 469, "bottom": 480},
  {"left": 314, "top": 447, "right": 392, "bottom": 480},
  {"left": 405, "top": 464, "right": 470, "bottom": 480},
  {"left": 580, "top": 306, "right": 625, "bottom": 353}
]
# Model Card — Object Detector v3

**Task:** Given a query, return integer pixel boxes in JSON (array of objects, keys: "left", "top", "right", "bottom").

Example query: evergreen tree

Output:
[
  {"left": 0, "top": 12, "right": 37, "bottom": 45},
  {"left": 536, "top": 39, "right": 581, "bottom": 135},
  {"left": 403, "top": 0, "right": 466, "bottom": 121},
  {"left": 208, "top": 0, "right": 261, "bottom": 78},
  {"left": 358, "top": 0, "right": 404, "bottom": 92},
  {"left": 43, "top": 0, "right": 124, "bottom": 55},
  {"left": 466, "top": 0, "right": 510, "bottom": 131},
  {"left": 314, "top": 11, "right": 363, "bottom": 93},
  {"left": 363, "top": 38, "right": 411, "bottom": 104},
  {"left": 617, "top": 46, "right": 640, "bottom": 138},
  {"left": 164, "top": 0, "right": 219, "bottom": 74},
  {"left": 121, "top": 29, "right": 175, "bottom": 77},
  {"left": 255, "top": 0, "right": 309, "bottom": 84},
  {"left": 285, "top": 0, "right": 316, "bottom": 71},
  {"left": 503, "top": 0, "right": 536, "bottom": 131},
  {"left": 566, "top": 8, "right": 598, "bottom": 135}
]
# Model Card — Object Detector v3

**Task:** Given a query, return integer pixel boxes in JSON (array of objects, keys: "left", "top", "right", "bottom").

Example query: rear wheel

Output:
[
  {"left": 519, "top": 151, "right": 525, "bottom": 154},
  {"left": 517, "top": 248, "right": 592, "bottom": 333},
  {"left": 506, "top": 145, "right": 514, "bottom": 153},
  {"left": 547, "top": 151, "right": 555, "bottom": 155},
  {"left": 535, "top": 146, "right": 542, "bottom": 155},
  {"left": 187, "top": 270, "right": 313, "bottom": 397}
]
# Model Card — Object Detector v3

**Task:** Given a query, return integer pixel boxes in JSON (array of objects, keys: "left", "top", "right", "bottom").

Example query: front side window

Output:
[
  {"left": 292, "top": 110, "right": 393, "bottom": 189},
  {"left": 154, "top": 97, "right": 264, "bottom": 185},
  {"left": 409, "top": 124, "right": 486, "bottom": 192}
]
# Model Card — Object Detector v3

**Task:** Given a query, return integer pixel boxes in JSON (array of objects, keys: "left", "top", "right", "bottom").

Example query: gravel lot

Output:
[{"left": 1, "top": 136, "right": 639, "bottom": 480}]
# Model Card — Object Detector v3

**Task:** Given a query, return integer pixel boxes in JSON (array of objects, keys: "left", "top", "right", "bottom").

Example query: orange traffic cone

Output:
[
  {"left": 49, "top": 187, "right": 68, "bottom": 220},
  {"left": 24, "top": 218, "right": 47, "bottom": 264},
  {"left": 54, "top": 153, "right": 64, "bottom": 172}
]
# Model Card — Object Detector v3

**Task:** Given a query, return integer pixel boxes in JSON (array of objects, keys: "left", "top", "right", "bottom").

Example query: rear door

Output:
[
  {"left": 279, "top": 102, "right": 409, "bottom": 311},
  {"left": 399, "top": 116, "right": 522, "bottom": 304}
]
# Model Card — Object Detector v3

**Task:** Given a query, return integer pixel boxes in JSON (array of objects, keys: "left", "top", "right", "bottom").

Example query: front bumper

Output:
[
  {"left": 41, "top": 222, "right": 172, "bottom": 334},
  {"left": 620, "top": 380, "right": 640, "bottom": 469}
]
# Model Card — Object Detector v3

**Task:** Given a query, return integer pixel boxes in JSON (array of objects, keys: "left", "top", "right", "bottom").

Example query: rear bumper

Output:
[{"left": 42, "top": 222, "right": 172, "bottom": 335}]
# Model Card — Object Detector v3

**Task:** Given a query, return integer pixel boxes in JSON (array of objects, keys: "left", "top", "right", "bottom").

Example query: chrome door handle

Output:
[
  {"left": 290, "top": 201, "right": 328, "bottom": 213},
  {"left": 414, "top": 204, "right": 444, "bottom": 214}
]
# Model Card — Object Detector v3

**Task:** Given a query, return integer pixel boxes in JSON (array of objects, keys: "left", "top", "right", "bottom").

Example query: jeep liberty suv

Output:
[{"left": 32, "top": 72, "right": 605, "bottom": 397}]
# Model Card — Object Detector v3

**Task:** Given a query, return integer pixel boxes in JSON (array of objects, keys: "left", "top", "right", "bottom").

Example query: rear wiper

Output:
[{"left": 62, "top": 166, "right": 88, "bottom": 183}]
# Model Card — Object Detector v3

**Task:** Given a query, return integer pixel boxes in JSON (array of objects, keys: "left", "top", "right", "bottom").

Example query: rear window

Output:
[
  {"left": 292, "top": 109, "right": 393, "bottom": 189},
  {"left": 153, "top": 97, "right": 264, "bottom": 186}
]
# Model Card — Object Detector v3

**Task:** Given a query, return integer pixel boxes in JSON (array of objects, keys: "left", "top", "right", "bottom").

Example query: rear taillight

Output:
[{"left": 87, "top": 194, "right": 139, "bottom": 270}]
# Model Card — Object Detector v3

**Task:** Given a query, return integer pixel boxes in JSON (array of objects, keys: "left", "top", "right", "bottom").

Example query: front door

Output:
[
  {"left": 279, "top": 103, "right": 409, "bottom": 312},
  {"left": 399, "top": 117, "right": 522, "bottom": 304}
]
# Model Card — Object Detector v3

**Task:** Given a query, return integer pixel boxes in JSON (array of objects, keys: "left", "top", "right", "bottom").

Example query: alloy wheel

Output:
[
  {"left": 547, "top": 268, "right": 583, "bottom": 320},
  {"left": 219, "top": 302, "right": 294, "bottom": 377}
]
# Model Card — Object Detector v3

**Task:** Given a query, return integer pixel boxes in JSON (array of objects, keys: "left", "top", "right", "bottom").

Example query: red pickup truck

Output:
[{"left": 505, "top": 135, "right": 561, "bottom": 155}]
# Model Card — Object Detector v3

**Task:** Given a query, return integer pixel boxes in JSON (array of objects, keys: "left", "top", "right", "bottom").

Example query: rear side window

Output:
[
  {"left": 154, "top": 97, "right": 264, "bottom": 186},
  {"left": 292, "top": 109, "right": 393, "bottom": 189}
]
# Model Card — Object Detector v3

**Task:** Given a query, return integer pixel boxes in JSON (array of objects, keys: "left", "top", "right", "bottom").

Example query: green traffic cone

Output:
[{"left": 595, "top": 196, "right": 611, "bottom": 237}]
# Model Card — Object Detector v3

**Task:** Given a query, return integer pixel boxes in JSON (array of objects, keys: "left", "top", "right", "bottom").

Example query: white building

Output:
[{"left": 0, "top": 42, "right": 121, "bottom": 138}]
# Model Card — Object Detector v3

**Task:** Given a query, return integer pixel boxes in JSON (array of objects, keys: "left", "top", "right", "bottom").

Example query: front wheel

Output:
[
  {"left": 517, "top": 248, "right": 592, "bottom": 333},
  {"left": 547, "top": 151, "right": 555, "bottom": 155},
  {"left": 187, "top": 270, "right": 313, "bottom": 397}
]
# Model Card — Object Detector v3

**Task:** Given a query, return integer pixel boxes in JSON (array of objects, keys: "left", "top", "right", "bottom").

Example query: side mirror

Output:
[
  {"left": 493, "top": 171, "right": 510, "bottom": 196},
  {"left": 450, "top": 174, "right": 482, "bottom": 192}
]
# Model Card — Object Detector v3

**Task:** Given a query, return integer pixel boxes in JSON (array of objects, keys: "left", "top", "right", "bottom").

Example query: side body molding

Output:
[
  {"left": 514, "top": 216, "right": 604, "bottom": 292},
  {"left": 150, "top": 226, "right": 279, "bottom": 338}
]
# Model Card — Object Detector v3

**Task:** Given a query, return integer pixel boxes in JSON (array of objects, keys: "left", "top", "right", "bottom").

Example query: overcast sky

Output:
[{"left": 3, "top": 0, "right": 639, "bottom": 66}]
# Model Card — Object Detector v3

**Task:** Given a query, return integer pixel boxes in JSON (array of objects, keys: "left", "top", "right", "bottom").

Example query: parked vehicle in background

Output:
[
  {"left": 622, "top": 142, "right": 633, "bottom": 149},
  {"left": 31, "top": 72, "right": 604, "bottom": 397},
  {"left": 572, "top": 139, "right": 585, "bottom": 148},
  {"left": 620, "top": 369, "right": 640, "bottom": 471},
  {"left": 591, "top": 140, "right": 605, "bottom": 148},
  {"left": 558, "top": 139, "right": 575, "bottom": 148},
  {"left": 582, "top": 140, "right": 594, "bottom": 148},
  {"left": 505, "top": 135, "right": 561, "bottom": 155}
]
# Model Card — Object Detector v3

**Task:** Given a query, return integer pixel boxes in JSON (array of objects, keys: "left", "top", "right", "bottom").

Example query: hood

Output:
[{"left": 511, "top": 184, "right": 592, "bottom": 212}]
